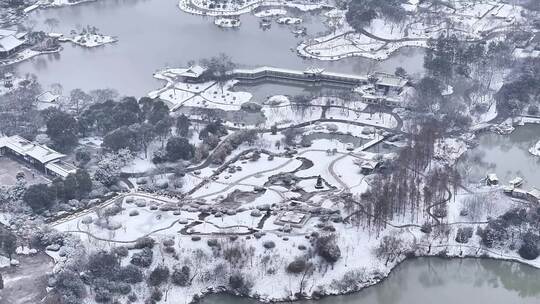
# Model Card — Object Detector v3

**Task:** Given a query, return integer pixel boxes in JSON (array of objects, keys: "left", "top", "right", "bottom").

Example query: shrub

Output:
[
  {"left": 207, "top": 239, "right": 219, "bottom": 247},
  {"left": 172, "top": 265, "right": 191, "bottom": 286},
  {"left": 112, "top": 246, "right": 129, "bottom": 257},
  {"left": 263, "top": 241, "right": 276, "bottom": 249},
  {"left": 115, "top": 282, "right": 131, "bottom": 295},
  {"left": 330, "top": 269, "right": 367, "bottom": 293},
  {"left": 286, "top": 258, "right": 307, "bottom": 274},
  {"left": 228, "top": 272, "right": 253, "bottom": 295},
  {"left": 116, "top": 265, "right": 143, "bottom": 283},
  {"left": 102, "top": 205, "right": 123, "bottom": 217},
  {"left": 54, "top": 269, "right": 86, "bottom": 301},
  {"left": 131, "top": 248, "right": 153, "bottom": 267},
  {"left": 315, "top": 234, "right": 341, "bottom": 263},
  {"left": 148, "top": 265, "right": 170, "bottom": 286},
  {"left": 518, "top": 232, "right": 540, "bottom": 260},
  {"left": 518, "top": 243, "right": 539, "bottom": 260},
  {"left": 420, "top": 222, "right": 432, "bottom": 234},
  {"left": 164, "top": 246, "right": 176, "bottom": 254},
  {"left": 455, "top": 227, "right": 474, "bottom": 244},
  {"left": 86, "top": 251, "right": 119, "bottom": 278},
  {"left": 134, "top": 237, "right": 155, "bottom": 249},
  {"left": 163, "top": 239, "right": 175, "bottom": 247},
  {"left": 151, "top": 288, "right": 163, "bottom": 301}
]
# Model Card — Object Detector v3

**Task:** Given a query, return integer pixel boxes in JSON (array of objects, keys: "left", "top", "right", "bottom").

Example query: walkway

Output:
[{"left": 328, "top": 135, "right": 387, "bottom": 190}]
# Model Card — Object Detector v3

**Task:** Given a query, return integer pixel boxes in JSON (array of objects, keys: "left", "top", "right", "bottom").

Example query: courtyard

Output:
[{"left": 0, "top": 157, "right": 50, "bottom": 186}]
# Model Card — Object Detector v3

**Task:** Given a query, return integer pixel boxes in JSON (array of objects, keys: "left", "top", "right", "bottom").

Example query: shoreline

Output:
[
  {"left": 0, "top": 47, "right": 62, "bottom": 67},
  {"left": 188, "top": 253, "right": 540, "bottom": 304},
  {"left": 177, "top": 0, "right": 330, "bottom": 17}
]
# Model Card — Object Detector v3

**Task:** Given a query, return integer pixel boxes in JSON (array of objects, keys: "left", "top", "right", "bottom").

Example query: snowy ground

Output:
[
  {"left": 0, "top": 48, "right": 61, "bottom": 66},
  {"left": 178, "top": 0, "right": 328, "bottom": 17},
  {"left": 149, "top": 69, "right": 252, "bottom": 111},
  {"left": 50, "top": 178, "right": 540, "bottom": 304},
  {"left": 47, "top": 104, "right": 540, "bottom": 304},
  {"left": 59, "top": 33, "right": 117, "bottom": 48},
  {"left": 299, "top": 0, "right": 528, "bottom": 61}
]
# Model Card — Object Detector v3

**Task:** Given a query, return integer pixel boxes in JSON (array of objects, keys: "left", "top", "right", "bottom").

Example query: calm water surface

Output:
[
  {"left": 460, "top": 124, "right": 540, "bottom": 188},
  {"left": 16, "top": 0, "right": 425, "bottom": 96},
  {"left": 201, "top": 258, "right": 540, "bottom": 304}
]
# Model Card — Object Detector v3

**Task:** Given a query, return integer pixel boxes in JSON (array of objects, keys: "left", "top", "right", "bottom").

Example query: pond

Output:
[
  {"left": 233, "top": 80, "right": 353, "bottom": 104},
  {"left": 200, "top": 258, "right": 540, "bottom": 304},
  {"left": 16, "top": 0, "right": 425, "bottom": 96},
  {"left": 459, "top": 124, "right": 540, "bottom": 189}
]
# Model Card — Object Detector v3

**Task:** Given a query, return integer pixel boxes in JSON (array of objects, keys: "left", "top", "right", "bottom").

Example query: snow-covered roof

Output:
[
  {"left": 48, "top": 32, "right": 64, "bottom": 38},
  {"left": 0, "top": 135, "right": 29, "bottom": 155},
  {"left": 0, "top": 29, "right": 17, "bottom": 38},
  {"left": 0, "top": 35, "right": 24, "bottom": 52},
  {"left": 15, "top": 32, "right": 27, "bottom": 39},
  {"left": 36, "top": 91, "right": 60, "bottom": 103},
  {"left": 509, "top": 177, "right": 523, "bottom": 186},
  {"left": 304, "top": 67, "right": 325, "bottom": 75},
  {"left": 176, "top": 65, "right": 207, "bottom": 78},
  {"left": 231, "top": 67, "right": 403, "bottom": 88},
  {"left": 487, "top": 173, "right": 499, "bottom": 181},
  {"left": 354, "top": 159, "right": 381, "bottom": 170},
  {"left": 372, "top": 72, "right": 408, "bottom": 88},
  {"left": 23, "top": 4, "right": 40, "bottom": 14},
  {"left": 233, "top": 66, "right": 305, "bottom": 76},
  {"left": 45, "top": 161, "right": 77, "bottom": 178},
  {"left": 528, "top": 188, "right": 540, "bottom": 200},
  {"left": 0, "top": 135, "right": 65, "bottom": 164},
  {"left": 26, "top": 145, "right": 65, "bottom": 164},
  {"left": 512, "top": 188, "right": 528, "bottom": 196}
]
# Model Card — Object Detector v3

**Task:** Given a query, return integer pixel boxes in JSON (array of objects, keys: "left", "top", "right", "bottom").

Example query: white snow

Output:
[
  {"left": 59, "top": 33, "right": 116, "bottom": 48},
  {"left": 529, "top": 140, "right": 540, "bottom": 157},
  {"left": 255, "top": 9, "right": 287, "bottom": 18}
]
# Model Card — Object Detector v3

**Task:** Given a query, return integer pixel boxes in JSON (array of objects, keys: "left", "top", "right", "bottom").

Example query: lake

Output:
[
  {"left": 16, "top": 0, "right": 425, "bottom": 96},
  {"left": 200, "top": 258, "right": 540, "bottom": 304}
]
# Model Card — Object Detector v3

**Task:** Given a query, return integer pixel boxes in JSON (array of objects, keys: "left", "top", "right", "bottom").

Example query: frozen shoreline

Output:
[
  {"left": 59, "top": 34, "right": 117, "bottom": 48},
  {"left": 178, "top": 0, "right": 329, "bottom": 17},
  {"left": 190, "top": 253, "right": 540, "bottom": 304},
  {"left": 0, "top": 48, "right": 62, "bottom": 67}
]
